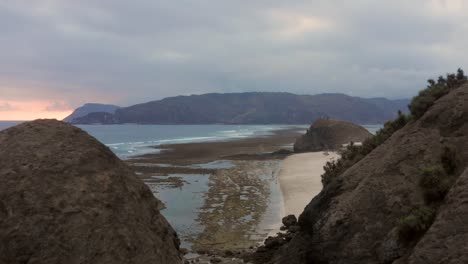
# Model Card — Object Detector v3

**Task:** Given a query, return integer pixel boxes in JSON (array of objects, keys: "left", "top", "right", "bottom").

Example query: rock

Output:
[
  {"left": 293, "top": 118, "right": 372, "bottom": 152},
  {"left": 256, "top": 246, "right": 267, "bottom": 253},
  {"left": 282, "top": 214, "right": 297, "bottom": 228},
  {"left": 270, "top": 85, "right": 468, "bottom": 263},
  {"left": 264, "top": 236, "right": 286, "bottom": 249},
  {"left": 210, "top": 256, "right": 222, "bottom": 263},
  {"left": 0, "top": 120, "right": 182, "bottom": 264},
  {"left": 288, "top": 226, "right": 301, "bottom": 233},
  {"left": 180, "top": 248, "right": 189, "bottom": 255}
]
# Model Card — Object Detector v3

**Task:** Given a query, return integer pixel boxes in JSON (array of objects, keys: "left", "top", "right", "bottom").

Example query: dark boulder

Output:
[
  {"left": 0, "top": 120, "right": 182, "bottom": 264},
  {"left": 282, "top": 215, "right": 298, "bottom": 228}
]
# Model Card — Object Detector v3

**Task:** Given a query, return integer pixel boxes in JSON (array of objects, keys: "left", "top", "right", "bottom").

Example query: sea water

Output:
[{"left": 77, "top": 124, "right": 305, "bottom": 159}]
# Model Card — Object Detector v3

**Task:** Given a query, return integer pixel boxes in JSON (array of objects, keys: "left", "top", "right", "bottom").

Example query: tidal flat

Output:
[{"left": 127, "top": 128, "right": 303, "bottom": 253}]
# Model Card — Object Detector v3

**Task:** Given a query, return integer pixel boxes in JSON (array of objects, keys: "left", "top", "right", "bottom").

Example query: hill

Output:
[
  {"left": 0, "top": 120, "right": 182, "bottom": 264},
  {"left": 64, "top": 103, "right": 120, "bottom": 123},
  {"left": 293, "top": 118, "right": 372, "bottom": 152},
  {"left": 70, "top": 93, "right": 409, "bottom": 125}
]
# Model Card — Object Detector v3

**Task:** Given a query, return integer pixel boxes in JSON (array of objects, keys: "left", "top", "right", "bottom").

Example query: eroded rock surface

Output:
[{"left": 0, "top": 120, "right": 182, "bottom": 264}]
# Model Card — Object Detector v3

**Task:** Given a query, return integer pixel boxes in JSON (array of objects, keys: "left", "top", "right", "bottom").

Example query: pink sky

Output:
[{"left": 0, "top": 100, "right": 73, "bottom": 121}]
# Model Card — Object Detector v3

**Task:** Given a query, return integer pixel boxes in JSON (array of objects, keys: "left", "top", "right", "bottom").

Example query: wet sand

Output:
[
  {"left": 128, "top": 128, "right": 304, "bottom": 166},
  {"left": 278, "top": 152, "right": 339, "bottom": 217},
  {"left": 127, "top": 127, "right": 304, "bottom": 254}
]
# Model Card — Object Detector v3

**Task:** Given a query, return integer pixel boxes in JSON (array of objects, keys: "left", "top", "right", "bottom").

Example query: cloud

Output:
[
  {"left": 0, "top": 102, "right": 15, "bottom": 112},
  {"left": 44, "top": 101, "right": 72, "bottom": 112},
  {"left": 0, "top": 0, "right": 467, "bottom": 111}
]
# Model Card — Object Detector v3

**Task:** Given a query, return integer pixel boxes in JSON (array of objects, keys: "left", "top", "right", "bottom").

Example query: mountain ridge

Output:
[{"left": 68, "top": 92, "right": 410, "bottom": 125}]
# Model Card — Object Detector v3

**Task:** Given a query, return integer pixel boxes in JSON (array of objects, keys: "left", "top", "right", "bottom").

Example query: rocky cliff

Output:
[
  {"left": 264, "top": 83, "right": 468, "bottom": 263},
  {"left": 293, "top": 118, "right": 372, "bottom": 152},
  {"left": 0, "top": 120, "right": 182, "bottom": 264}
]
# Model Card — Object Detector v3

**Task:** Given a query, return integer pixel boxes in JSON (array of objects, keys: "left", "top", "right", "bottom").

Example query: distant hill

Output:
[
  {"left": 69, "top": 93, "right": 410, "bottom": 125},
  {"left": 64, "top": 103, "right": 120, "bottom": 123}
]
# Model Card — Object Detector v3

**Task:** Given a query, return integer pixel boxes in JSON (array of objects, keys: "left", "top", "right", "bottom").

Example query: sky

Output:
[{"left": 1, "top": 0, "right": 468, "bottom": 120}]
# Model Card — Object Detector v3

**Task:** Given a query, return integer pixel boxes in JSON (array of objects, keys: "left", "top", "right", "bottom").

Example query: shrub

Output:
[
  {"left": 409, "top": 69, "right": 467, "bottom": 119},
  {"left": 398, "top": 207, "right": 435, "bottom": 241},
  {"left": 321, "top": 142, "right": 367, "bottom": 185},
  {"left": 419, "top": 166, "right": 453, "bottom": 203},
  {"left": 441, "top": 146, "right": 458, "bottom": 175},
  {"left": 321, "top": 113, "right": 409, "bottom": 185}
]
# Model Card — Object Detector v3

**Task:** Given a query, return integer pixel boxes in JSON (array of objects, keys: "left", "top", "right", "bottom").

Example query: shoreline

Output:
[{"left": 278, "top": 152, "right": 339, "bottom": 217}]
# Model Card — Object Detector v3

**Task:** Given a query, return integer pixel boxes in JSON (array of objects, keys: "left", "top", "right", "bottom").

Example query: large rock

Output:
[
  {"left": 270, "top": 85, "right": 468, "bottom": 263},
  {"left": 0, "top": 120, "right": 182, "bottom": 264},
  {"left": 293, "top": 118, "right": 372, "bottom": 152}
]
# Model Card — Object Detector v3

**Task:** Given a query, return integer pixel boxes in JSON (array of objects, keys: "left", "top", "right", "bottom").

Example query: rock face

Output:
[
  {"left": 293, "top": 118, "right": 372, "bottom": 152},
  {"left": 269, "top": 85, "right": 468, "bottom": 263},
  {"left": 0, "top": 120, "right": 182, "bottom": 264}
]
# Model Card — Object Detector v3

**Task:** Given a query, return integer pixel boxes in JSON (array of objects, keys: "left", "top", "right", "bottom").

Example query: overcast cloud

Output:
[{"left": 1, "top": 0, "right": 468, "bottom": 109}]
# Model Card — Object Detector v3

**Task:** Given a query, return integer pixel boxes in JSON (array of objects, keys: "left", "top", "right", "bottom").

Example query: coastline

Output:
[{"left": 278, "top": 152, "right": 339, "bottom": 217}]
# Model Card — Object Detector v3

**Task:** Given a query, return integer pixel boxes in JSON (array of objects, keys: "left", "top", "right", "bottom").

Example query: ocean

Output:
[
  {"left": 0, "top": 122, "right": 306, "bottom": 158},
  {"left": 0, "top": 122, "right": 380, "bottom": 158}
]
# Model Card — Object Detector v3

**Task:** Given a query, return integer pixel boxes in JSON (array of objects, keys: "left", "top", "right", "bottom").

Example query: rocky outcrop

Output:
[
  {"left": 0, "top": 120, "right": 182, "bottom": 264},
  {"left": 293, "top": 118, "right": 372, "bottom": 152},
  {"left": 267, "top": 85, "right": 468, "bottom": 263}
]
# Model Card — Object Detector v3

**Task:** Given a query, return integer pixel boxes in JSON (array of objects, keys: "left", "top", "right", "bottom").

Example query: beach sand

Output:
[{"left": 279, "top": 152, "right": 339, "bottom": 217}]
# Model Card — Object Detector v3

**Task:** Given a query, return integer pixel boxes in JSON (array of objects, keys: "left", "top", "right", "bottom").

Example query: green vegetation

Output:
[
  {"left": 397, "top": 207, "right": 435, "bottom": 242},
  {"left": 321, "top": 111, "right": 410, "bottom": 185},
  {"left": 419, "top": 166, "right": 453, "bottom": 203},
  {"left": 409, "top": 68, "right": 467, "bottom": 118},
  {"left": 322, "top": 142, "right": 365, "bottom": 185},
  {"left": 419, "top": 146, "right": 458, "bottom": 204},
  {"left": 441, "top": 146, "right": 458, "bottom": 175},
  {"left": 399, "top": 147, "right": 459, "bottom": 241},
  {"left": 321, "top": 69, "right": 466, "bottom": 186}
]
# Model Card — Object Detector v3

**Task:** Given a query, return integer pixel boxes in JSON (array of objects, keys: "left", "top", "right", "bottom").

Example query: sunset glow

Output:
[{"left": 0, "top": 100, "right": 72, "bottom": 121}]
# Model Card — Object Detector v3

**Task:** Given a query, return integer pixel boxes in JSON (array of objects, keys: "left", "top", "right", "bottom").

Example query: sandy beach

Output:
[{"left": 279, "top": 152, "right": 339, "bottom": 217}]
